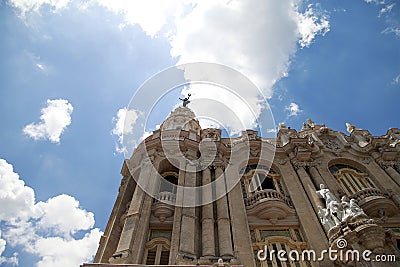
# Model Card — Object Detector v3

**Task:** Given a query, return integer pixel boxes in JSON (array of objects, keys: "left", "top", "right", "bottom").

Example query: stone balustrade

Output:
[
  {"left": 349, "top": 187, "right": 384, "bottom": 202},
  {"left": 154, "top": 191, "right": 176, "bottom": 204},
  {"left": 244, "top": 189, "right": 292, "bottom": 208}
]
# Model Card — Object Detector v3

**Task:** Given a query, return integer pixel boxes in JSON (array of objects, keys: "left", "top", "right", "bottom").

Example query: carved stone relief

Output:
[{"left": 319, "top": 136, "right": 342, "bottom": 151}]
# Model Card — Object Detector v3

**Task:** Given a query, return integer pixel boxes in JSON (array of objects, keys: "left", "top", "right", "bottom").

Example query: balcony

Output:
[
  {"left": 350, "top": 188, "right": 399, "bottom": 217},
  {"left": 152, "top": 191, "right": 176, "bottom": 222},
  {"left": 245, "top": 189, "right": 295, "bottom": 220}
]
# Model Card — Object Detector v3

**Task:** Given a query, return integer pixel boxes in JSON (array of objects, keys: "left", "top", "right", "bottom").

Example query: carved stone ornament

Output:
[
  {"left": 161, "top": 106, "right": 200, "bottom": 134},
  {"left": 201, "top": 128, "right": 221, "bottom": 141},
  {"left": 388, "top": 128, "right": 400, "bottom": 148},
  {"left": 349, "top": 129, "right": 372, "bottom": 148},
  {"left": 301, "top": 118, "right": 316, "bottom": 131},
  {"left": 319, "top": 136, "right": 342, "bottom": 151},
  {"left": 292, "top": 160, "right": 317, "bottom": 170},
  {"left": 377, "top": 159, "right": 400, "bottom": 169}
]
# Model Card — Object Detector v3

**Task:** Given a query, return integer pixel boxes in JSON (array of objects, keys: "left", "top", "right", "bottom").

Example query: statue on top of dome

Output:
[{"left": 179, "top": 93, "right": 191, "bottom": 107}]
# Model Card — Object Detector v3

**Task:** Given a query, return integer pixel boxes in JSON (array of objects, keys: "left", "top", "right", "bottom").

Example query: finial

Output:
[
  {"left": 346, "top": 122, "right": 355, "bottom": 134},
  {"left": 179, "top": 93, "right": 191, "bottom": 107}
]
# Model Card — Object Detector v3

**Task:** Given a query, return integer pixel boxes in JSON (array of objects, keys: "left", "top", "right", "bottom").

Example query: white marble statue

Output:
[
  {"left": 316, "top": 185, "right": 368, "bottom": 230},
  {"left": 349, "top": 199, "right": 366, "bottom": 216},
  {"left": 340, "top": 196, "right": 351, "bottom": 221},
  {"left": 318, "top": 206, "right": 340, "bottom": 230},
  {"left": 317, "top": 184, "right": 339, "bottom": 209}
]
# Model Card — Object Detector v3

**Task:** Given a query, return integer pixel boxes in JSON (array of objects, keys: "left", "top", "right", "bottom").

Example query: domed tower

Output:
[{"left": 92, "top": 101, "right": 254, "bottom": 266}]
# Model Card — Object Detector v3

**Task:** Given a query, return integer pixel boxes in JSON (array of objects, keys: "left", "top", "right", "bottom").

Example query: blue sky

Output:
[{"left": 0, "top": 0, "right": 399, "bottom": 266}]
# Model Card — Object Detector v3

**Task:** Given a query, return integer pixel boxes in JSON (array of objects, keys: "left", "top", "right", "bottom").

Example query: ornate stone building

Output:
[{"left": 85, "top": 105, "right": 400, "bottom": 267}]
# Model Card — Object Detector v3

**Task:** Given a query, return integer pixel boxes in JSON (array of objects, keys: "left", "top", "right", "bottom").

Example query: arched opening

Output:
[
  {"left": 329, "top": 164, "right": 376, "bottom": 196},
  {"left": 240, "top": 165, "right": 287, "bottom": 198},
  {"left": 144, "top": 232, "right": 171, "bottom": 265},
  {"left": 157, "top": 159, "right": 179, "bottom": 200}
]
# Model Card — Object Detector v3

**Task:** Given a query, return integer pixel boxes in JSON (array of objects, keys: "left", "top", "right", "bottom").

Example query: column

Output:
[
  {"left": 179, "top": 164, "right": 197, "bottom": 256},
  {"left": 279, "top": 161, "right": 329, "bottom": 266},
  {"left": 368, "top": 161, "right": 400, "bottom": 207},
  {"left": 169, "top": 166, "right": 185, "bottom": 264},
  {"left": 215, "top": 165, "right": 234, "bottom": 257},
  {"left": 309, "top": 165, "right": 326, "bottom": 188},
  {"left": 226, "top": 167, "right": 256, "bottom": 266},
  {"left": 110, "top": 161, "right": 152, "bottom": 263},
  {"left": 384, "top": 165, "right": 400, "bottom": 187},
  {"left": 296, "top": 165, "right": 324, "bottom": 213},
  {"left": 315, "top": 164, "right": 342, "bottom": 197},
  {"left": 202, "top": 167, "right": 215, "bottom": 257},
  {"left": 94, "top": 173, "right": 136, "bottom": 263},
  {"left": 130, "top": 193, "right": 154, "bottom": 263}
]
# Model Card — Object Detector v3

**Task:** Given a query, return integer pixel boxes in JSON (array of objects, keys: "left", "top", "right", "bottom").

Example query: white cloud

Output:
[
  {"left": 112, "top": 108, "right": 140, "bottom": 153},
  {"left": 23, "top": 99, "right": 73, "bottom": 143},
  {"left": 95, "top": 0, "right": 188, "bottom": 37},
  {"left": 169, "top": 0, "right": 328, "bottom": 133},
  {"left": 286, "top": 102, "right": 302, "bottom": 116},
  {"left": 11, "top": 1, "right": 330, "bottom": 134},
  {"left": 180, "top": 84, "right": 259, "bottom": 135},
  {"left": 392, "top": 74, "right": 400, "bottom": 85},
  {"left": 36, "top": 63, "right": 45, "bottom": 70},
  {"left": 7, "top": 0, "right": 71, "bottom": 15},
  {"left": 0, "top": 159, "right": 40, "bottom": 221},
  {"left": 0, "top": 230, "right": 18, "bottom": 265},
  {"left": 297, "top": 4, "right": 330, "bottom": 48},
  {"left": 36, "top": 194, "right": 95, "bottom": 237},
  {"left": 0, "top": 159, "right": 102, "bottom": 267},
  {"left": 364, "top": 0, "right": 400, "bottom": 37},
  {"left": 379, "top": 3, "right": 395, "bottom": 16},
  {"left": 33, "top": 228, "right": 101, "bottom": 267}
]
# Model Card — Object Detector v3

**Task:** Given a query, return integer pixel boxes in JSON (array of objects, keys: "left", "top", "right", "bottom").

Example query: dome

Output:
[{"left": 160, "top": 106, "right": 201, "bottom": 134}]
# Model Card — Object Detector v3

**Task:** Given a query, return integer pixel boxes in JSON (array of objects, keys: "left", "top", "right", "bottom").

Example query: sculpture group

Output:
[{"left": 317, "top": 184, "right": 367, "bottom": 231}]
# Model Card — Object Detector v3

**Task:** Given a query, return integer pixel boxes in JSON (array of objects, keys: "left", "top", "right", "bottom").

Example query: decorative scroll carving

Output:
[
  {"left": 346, "top": 123, "right": 359, "bottom": 134},
  {"left": 346, "top": 123, "right": 372, "bottom": 148},
  {"left": 388, "top": 128, "right": 400, "bottom": 148},
  {"left": 291, "top": 160, "right": 319, "bottom": 170},
  {"left": 241, "top": 129, "right": 260, "bottom": 141},
  {"left": 201, "top": 128, "right": 221, "bottom": 141},
  {"left": 319, "top": 136, "right": 341, "bottom": 151},
  {"left": 377, "top": 159, "right": 400, "bottom": 170},
  {"left": 301, "top": 118, "right": 316, "bottom": 131}
]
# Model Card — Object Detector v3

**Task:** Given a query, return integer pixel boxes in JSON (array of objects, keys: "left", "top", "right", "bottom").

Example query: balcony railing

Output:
[
  {"left": 349, "top": 187, "right": 385, "bottom": 202},
  {"left": 154, "top": 191, "right": 176, "bottom": 205},
  {"left": 244, "top": 189, "right": 293, "bottom": 208}
]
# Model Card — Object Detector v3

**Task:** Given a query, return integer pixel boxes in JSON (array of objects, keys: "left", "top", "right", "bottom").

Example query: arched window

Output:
[
  {"left": 143, "top": 230, "right": 171, "bottom": 265},
  {"left": 251, "top": 228, "right": 313, "bottom": 267},
  {"left": 159, "top": 172, "right": 178, "bottom": 194},
  {"left": 329, "top": 164, "right": 376, "bottom": 195},
  {"left": 240, "top": 165, "right": 287, "bottom": 198}
]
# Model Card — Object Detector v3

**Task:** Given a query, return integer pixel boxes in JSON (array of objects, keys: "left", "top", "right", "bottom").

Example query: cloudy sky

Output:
[{"left": 0, "top": 0, "right": 399, "bottom": 266}]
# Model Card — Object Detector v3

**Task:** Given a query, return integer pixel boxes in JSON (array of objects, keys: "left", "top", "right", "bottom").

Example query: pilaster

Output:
[
  {"left": 215, "top": 165, "right": 234, "bottom": 257},
  {"left": 280, "top": 161, "right": 329, "bottom": 267},
  {"left": 201, "top": 166, "right": 216, "bottom": 257}
]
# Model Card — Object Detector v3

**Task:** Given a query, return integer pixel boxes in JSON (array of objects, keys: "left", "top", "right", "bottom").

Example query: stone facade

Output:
[{"left": 88, "top": 108, "right": 400, "bottom": 267}]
